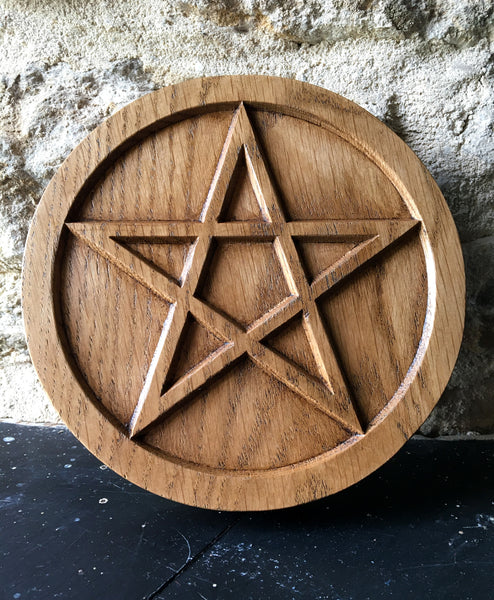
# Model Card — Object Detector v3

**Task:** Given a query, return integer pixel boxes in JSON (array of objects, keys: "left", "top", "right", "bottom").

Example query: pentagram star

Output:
[{"left": 67, "top": 103, "right": 419, "bottom": 439}]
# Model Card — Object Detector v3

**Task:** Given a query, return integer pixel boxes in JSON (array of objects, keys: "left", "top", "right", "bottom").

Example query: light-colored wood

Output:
[{"left": 22, "top": 76, "right": 465, "bottom": 511}]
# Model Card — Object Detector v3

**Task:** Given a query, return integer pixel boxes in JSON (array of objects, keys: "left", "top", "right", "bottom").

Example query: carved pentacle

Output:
[{"left": 22, "top": 77, "right": 465, "bottom": 510}]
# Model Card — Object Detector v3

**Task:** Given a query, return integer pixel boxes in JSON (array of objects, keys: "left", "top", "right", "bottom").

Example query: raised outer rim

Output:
[{"left": 22, "top": 76, "right": 465, "bottom": 511}]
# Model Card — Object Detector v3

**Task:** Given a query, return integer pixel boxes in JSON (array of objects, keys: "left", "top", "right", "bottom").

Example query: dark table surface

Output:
[{"left": 1, "top": 422, "right": 493, "bottom": 600}]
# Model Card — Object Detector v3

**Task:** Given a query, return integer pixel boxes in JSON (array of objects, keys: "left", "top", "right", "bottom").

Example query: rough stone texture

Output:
[
  {"left": 0, "top": 0, "right": 492, "bottom": 432},
  {"left": 421, "top": 235, "right": 494, "bottom": 435}
]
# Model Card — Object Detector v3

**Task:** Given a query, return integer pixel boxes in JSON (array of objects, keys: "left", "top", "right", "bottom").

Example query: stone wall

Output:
[{"left": 0, "top": 0, "right": 492, "bottom": 433}]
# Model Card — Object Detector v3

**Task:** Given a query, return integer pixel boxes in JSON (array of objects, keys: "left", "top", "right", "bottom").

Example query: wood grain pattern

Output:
[{"left": 22, "top": 76, "right": 465, "bottom": 510}]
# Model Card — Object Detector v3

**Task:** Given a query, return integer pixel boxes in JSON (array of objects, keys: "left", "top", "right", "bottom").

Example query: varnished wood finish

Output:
[{"left": 22, "top": 76, "right": 465, "bottom": 511}]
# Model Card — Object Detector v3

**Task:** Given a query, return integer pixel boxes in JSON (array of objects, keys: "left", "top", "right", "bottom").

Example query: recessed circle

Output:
[{"left": 22, "top": 76, "right": 465, "bottom": 510}]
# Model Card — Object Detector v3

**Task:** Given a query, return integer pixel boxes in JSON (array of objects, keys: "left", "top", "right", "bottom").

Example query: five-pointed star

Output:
[{"left": 67, "top": 103, "right": 419, "bottom": 439}]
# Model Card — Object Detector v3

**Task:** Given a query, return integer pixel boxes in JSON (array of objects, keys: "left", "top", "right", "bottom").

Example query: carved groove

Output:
[
  {"left": 161, "top": 313, "right": 229, "bottom": 394},
  {"left": 114, "top": 237, "right": 198, "bottom": 286},
  {"left": 67, "top": 104, "right": 421, "bottom": 444}
]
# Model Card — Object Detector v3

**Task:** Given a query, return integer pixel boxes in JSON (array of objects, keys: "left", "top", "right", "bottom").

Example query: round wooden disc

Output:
[{"left": 23, "top": 76, "right": 465, "bottom": 511}]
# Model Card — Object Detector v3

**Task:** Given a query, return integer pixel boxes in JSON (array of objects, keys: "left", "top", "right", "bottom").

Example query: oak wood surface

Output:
[{"left": 22, "top": 76, "right": 465, "bottom": 510}]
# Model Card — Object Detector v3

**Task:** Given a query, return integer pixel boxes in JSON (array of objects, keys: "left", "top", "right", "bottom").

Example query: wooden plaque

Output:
[{"left": 22, "top": 76, "right": 465, "bottom": 510}]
